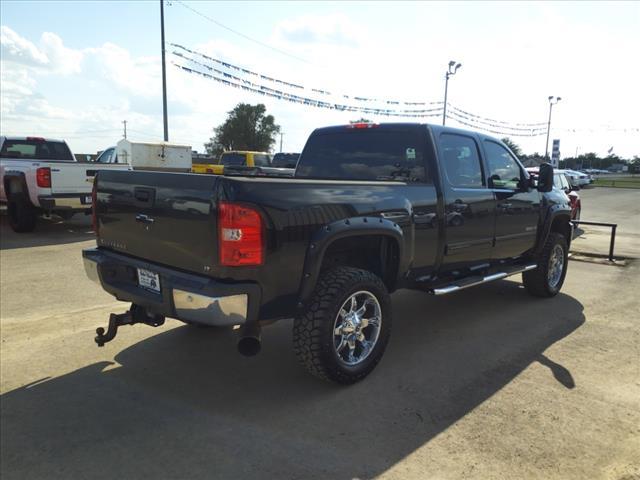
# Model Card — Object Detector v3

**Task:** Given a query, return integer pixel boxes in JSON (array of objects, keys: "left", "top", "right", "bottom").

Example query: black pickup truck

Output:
[{"left": 83, "top": 123, "right": 572, "bottom": 384}]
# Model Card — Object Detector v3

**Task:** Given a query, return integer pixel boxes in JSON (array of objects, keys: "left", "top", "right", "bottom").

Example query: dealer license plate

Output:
[{"left": 137, "top": 268, "right": 161, "bottom": 293}]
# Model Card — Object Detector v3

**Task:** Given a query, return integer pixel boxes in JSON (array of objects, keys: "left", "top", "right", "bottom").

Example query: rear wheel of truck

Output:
[
  {"left": 7, "top": 195, "right": 37, "bottom": 233},
  {"left": 293, "top": 266, "right": 392, "bottom": 384},
  {"left": 523, "top": 232, "right": 568, "bottom": 297}
]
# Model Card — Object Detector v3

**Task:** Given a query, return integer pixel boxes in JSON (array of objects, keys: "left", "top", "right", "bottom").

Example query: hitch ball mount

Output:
[{"left": 95, "top": 304, "right": 165, "bottom": 347}]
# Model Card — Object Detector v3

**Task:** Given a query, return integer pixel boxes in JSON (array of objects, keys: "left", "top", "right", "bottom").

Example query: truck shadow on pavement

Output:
[
  {"left": 0, "top": 280, "right": 585, "bottom": 480},
  {"left": 0, "top": 214, "right": 94, "bottom": 250}
]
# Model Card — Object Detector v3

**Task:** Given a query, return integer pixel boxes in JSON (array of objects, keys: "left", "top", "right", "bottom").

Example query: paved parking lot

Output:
[{"left": 1, "top": 188, "right": 639, "bottom": 480}]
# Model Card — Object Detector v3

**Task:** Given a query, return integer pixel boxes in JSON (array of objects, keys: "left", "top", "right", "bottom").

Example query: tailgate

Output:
[
  {"left": 96, "top": 170, "right": 221, "bottom": 274},
  {"left": 50, "top": 163, "right": 94, "bottom": 194}
]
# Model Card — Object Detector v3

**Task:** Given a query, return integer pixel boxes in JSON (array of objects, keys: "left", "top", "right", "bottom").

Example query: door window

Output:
[
  {"left": 484, "top": 141, "right": 522, "bottom": 190},
  {"left": 253, "top": 154, "right": 271, "bottom": 166},
  {"left": 439, "top": 133, "right": 484, "bottom": 188}
]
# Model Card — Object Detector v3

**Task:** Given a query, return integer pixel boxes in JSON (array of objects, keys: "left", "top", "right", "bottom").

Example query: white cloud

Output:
[
  {"left": 40, "top": 31, "right": 83, "bottom": 74},
  {"left": 274, "top": 13, "right": 366, "bottom": 48},
  {"left": 0, "top": 26, "right": 82, "bottom": 74},
  {"left": 84, "top": 43, "right": 160, "bottom": 97},
  {"left": 0, "top": 26, "right": 48, "bottom": 67}
]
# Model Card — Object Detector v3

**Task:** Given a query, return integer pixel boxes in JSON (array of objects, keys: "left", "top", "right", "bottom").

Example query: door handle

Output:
[{"left": 380, "top": 211, "right": 408, "bottom": 220}]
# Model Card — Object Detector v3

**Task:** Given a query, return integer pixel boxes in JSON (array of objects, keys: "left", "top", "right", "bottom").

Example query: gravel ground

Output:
[{"left": 1, "top": 188, "right": 638, "bottom": 480}]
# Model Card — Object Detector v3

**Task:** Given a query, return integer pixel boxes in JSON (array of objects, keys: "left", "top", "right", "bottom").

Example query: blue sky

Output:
[{"left": 1, "top": 1, "right": 639, "bottom": 157}]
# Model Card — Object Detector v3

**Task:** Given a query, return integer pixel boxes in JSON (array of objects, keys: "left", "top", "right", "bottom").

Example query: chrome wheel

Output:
[
  {"left": 333, "top": 290, "right": 382, "bottom": 366},
  {"left": 547, "top": 244, "right": 565, "bottom": 289}
]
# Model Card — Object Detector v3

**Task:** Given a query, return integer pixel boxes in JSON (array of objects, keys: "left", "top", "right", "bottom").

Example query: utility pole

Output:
[
  {"left": 442, "top": 60, "right": 462, "bottom": 126},
  {"left": 279, "top": 132, "right": 284, "bottom": 153},
  {"left": 544, "top": 96, "right": 561, "bottom": 160},
  {"left": 122, "top": 120, "right": 127, "bottom": 139},
  {"left": 160, "top": 0, "right": 169, "bottom": 141}
]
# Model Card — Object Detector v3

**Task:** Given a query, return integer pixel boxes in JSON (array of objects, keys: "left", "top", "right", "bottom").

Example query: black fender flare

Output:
[
  {"left": 3, "top": 171, "right": 31, "bottom": 204},
  {"left": 534, "top": 205, "right": 573, "bottom": 255},
  {"left": 297, "top": 216, "right": 406, "bottom": 305}
]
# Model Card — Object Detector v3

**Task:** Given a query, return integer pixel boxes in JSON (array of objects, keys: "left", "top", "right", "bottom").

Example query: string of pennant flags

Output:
[
  {"left": 173, "top": 51, "right": 440, "bottom": 115},
  {"left": 171, "top": 43, "right": 444, "bottom": 107},
  {"left": 171, "top": 44, "right": 639, "bottom": 137},
  {"left": 172, "top": 61, "right": 549, "bottom": 135},
  {"left": 172, "top": 59, "right": 549, "bottom": 135},
  {"left": 173, "top": 62, "right": 443, "bottom": 118},
  {"left": 446, "top": 108, "right": 547, "bottom": 134}
]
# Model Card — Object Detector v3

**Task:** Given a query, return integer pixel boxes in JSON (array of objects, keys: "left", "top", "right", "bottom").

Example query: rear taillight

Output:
[
  {"left": 36, "top": 167, "right": 51, "bottom": 188},
  {"left": 218, "top": 201, "right": 263, "bottom": 266},
  {"left": 91, "top": 177, "right": 98, "bottom": 235}
]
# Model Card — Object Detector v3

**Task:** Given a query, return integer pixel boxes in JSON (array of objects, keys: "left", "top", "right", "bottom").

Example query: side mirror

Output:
[{"left": 537, "top": 163, "right": 554, "bottom": 192}]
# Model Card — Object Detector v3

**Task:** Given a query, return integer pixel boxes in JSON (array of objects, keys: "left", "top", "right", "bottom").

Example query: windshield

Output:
[
  {"left": 0, "top": 139, "right": 74, "bottom": 161},
  {"left": 220, "top": 153, "right": 247, "bottom": 166},
  {"left": 296, "top": 130, "right": 427, "bottom": 182}
]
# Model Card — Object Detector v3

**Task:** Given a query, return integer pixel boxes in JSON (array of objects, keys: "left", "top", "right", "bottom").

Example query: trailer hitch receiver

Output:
[{"left": 95, "top": 304, "right": 165, "bottom": 347}]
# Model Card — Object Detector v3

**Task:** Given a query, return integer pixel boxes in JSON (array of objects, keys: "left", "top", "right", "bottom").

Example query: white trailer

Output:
[{"left": 96, "top": 140, "right": 192, "bottom": 172}]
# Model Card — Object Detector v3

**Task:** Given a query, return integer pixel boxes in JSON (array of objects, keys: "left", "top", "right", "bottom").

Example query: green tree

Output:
[
  {"left": 501, "top": 137, "right": 522, "bottom": 157},
  {"left": 205, "top": 103, "right": 280, "bottom": 157}
]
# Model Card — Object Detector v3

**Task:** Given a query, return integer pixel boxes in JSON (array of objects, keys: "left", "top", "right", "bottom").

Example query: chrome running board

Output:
[{"left": 431, "top": 264, "right": 537, "bottom": 296}]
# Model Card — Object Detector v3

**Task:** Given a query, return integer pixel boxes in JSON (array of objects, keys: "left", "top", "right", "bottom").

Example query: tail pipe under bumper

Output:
[{"left": 237, "top": 321, "right": 262, "bottom": 356}]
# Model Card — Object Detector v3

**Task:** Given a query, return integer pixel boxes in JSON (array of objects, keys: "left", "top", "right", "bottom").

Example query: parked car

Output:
[
  {"left": 0, "top": 136, "right": 131, "bottom": 232},
  {"left": 528, "top": 167, "right": 581, "bottom": 220},
  {"left": 192, "top": 151, "right": 271, "bottom": 175},
  {"left": 562, "top": 169, "right": 592, "bottom": 188},
  {"left": 83, "top": 123, "right": 573, "bottom": 384}
]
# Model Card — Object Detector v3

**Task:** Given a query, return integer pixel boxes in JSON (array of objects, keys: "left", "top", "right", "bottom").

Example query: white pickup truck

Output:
[{"left": 0, "top": 136, "right": 131, "bottom": 232}]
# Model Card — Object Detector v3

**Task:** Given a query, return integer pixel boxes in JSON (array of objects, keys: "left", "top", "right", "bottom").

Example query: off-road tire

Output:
[
  {"left": 523, "top": 232, "right": 568, "bottom": 297},
  {"left": 293, "top": 266, "right": 392, "bottom": 384},
  {"left": 7, "top": 194, "right": 37, "bottom": 233}
]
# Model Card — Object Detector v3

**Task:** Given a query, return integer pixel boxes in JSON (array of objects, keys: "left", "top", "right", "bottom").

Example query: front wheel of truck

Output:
[
  {"left": 293, "top": 267, "right": 392, "bottom": 384},
  {"left": 523, "top": 232, "right": 569, "bottom": 297}
]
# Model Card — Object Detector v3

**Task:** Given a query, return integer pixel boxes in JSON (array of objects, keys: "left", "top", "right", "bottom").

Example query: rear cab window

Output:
[
  {"left": 220, "top": 153, "right": 247, "bottom": 166},
  {"left": 0, "top": 139, "right": 74, "bottom": 161},
  {"left": 296, "top": 127, "right": 429, "bottom": 182}
]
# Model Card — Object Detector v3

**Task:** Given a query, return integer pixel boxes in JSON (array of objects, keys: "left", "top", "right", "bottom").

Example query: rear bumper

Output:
[
  {"left": 82, "top": 248, "right": 261, "bottom": 327},
  {"left": 39, "top": 194, "right": 92, "bottom": 210}
]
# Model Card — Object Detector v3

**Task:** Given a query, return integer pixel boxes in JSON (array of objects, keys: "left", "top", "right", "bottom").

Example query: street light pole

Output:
[
  {"left": 160, "top": 0, "right": 169, "bottom": 142},
  {"left": 442, "top": 60, "right": 462, "bottom": 126},
  {"left": 544, "top": 95, "right": 561, "bottom": 160}
]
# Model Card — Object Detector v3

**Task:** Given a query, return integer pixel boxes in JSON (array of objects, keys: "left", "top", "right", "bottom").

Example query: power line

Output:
[{"left": 173, "top": 1, "right": 312, "bottom": 65}]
